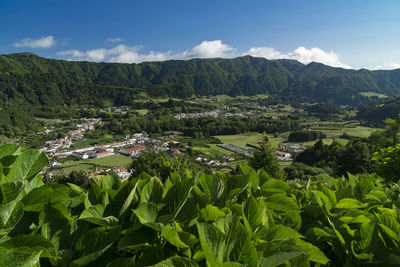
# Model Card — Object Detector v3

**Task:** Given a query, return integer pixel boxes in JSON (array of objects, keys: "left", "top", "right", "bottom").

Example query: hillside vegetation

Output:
[
  {"left": 2, "top": 144, "right": 400, "bottom": 266},
  {"left": 357, "top": 96, "right": 400, "bottom": 126},
  {"left": 3, "top": 53, "right": 400, "bottom": 134}
]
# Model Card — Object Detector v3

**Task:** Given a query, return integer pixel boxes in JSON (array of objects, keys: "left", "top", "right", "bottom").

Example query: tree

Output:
[
  {"left": 130, "top": 150, "right": 200, "bottom": 181},
  {"left": 384, "top": 117, "right": 400, "bottom": 146},
  {"left": 249, "top": 136, "right": 284, "bottom": 179},
  {"left": 372, "top": 145, "right": 400, "bottom": 182}
]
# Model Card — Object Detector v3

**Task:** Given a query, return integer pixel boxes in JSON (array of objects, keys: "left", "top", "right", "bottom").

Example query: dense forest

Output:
[
  {"left": 357, "top": 96, "right": 400, "bottom": 126},
  {"left": 2, "top": 53, "right": 400, "bottom": 135}
]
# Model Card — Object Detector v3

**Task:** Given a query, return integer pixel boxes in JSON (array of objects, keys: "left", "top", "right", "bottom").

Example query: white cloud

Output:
[
  {"left": 57, "top": 40, "right": 351, "bottom": 68},
  {"left": 106, "top": 37, "right": 123, "bottom": 43},
  {"left": 371, "top": 62, "right": 400, "bottom": 70},
  {"left": 14, "top": 36, "right": 56, "bottom": 49},
  {"left": 245, "top": 47, "right": 285, "bottom": 59},
  {"left": 244, "top": 46, "right": 351, "bottom": 68},
  {"left": 178, "top": 40, "right": 236, "bottom": 59},
  {"left": 57, "top": 44, "right": 170, "bottom": 63}
]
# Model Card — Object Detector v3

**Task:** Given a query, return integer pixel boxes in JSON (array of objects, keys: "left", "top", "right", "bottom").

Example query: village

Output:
[{"left": 36, "top": 99, "right": 311, "bottom": 179}]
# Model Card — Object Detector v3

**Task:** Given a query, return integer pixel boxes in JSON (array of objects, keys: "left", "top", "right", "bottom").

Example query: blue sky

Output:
[{"left": 1, "top": 0, "right": 400, "bottom": 69}]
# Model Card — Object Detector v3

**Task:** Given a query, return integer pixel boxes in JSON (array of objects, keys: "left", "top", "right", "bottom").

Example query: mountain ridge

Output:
[{"left": 2, "top": 53, "right": 400, "bottom": 135}]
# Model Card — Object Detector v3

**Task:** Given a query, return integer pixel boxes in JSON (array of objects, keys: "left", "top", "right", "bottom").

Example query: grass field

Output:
[
  {"left": 36, "top": 118, "right": 66, "bottom": 126},
  {"left": 135, "top": 109, "right": 149, "bottom": 115},
  {"left": 59, "top": 154, "right": 132, "bottom": 174},
  {"left": 71, "top": 134, "right": 117, "bottom": 149},
  {"left": 311, "top": 125, "right": 377, "bottom": 139},
  {"left": 359, "top": 92, "right": 388, "bottom": 99},
  {"left": 192, "top": 144, "right": 235, "bottom": 156},
  {"left": 214, "top": 132, "right": 264, "bottom": 148},
  {"left": 153, "top": 97, "right": 180, "bottom": 103}
]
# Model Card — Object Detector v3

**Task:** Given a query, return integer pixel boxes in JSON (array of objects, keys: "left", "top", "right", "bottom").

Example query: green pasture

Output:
[
  {"left": 71, "top": 134, "right": 116, "bottom": 149},
  {"left": 135, "top": 109, "right": 149, "bottom": 115},
  {"left": 59, "top": 154, "right": 133, "bottom": 174},
  {"left": 192, "top": 144, "right": 235, "bottom": 156},
  {"left": 359, "top": 91, "right": 388, "bottom": 99},
  {"left": 214, "top": 132, "right": 264, "bottom": 148},
  {"left": 311, "top": 125, "right": 377, "bottom": 139}
]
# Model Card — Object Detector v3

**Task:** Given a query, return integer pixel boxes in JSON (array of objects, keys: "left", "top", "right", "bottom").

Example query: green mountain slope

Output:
[
  {"left": 2, "top": 53, "right": 400, "bottom": 135},
  {"left": 357, "top": 96, "right": 400, "bottom": 126}
]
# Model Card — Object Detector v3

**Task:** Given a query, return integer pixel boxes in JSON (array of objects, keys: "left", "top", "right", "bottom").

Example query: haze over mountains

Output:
[{"left": 2, "top": 52, "right": 400, "bottom": 135}]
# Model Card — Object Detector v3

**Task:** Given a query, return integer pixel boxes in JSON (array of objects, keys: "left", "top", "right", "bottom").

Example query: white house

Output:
[
  {"left": 72, "top": 152, "right": 89, "bottom": 160},
  {"left": 120, "top": 146, "right": 146, "bottom": 157},
  {"left": 94, "top": 151, "right": 114, "bottom": 158}
]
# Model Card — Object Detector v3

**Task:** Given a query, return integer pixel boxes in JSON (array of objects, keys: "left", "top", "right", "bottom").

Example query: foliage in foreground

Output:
[{"left": 1, "top": 144, "right": 400, "bottom": 266}]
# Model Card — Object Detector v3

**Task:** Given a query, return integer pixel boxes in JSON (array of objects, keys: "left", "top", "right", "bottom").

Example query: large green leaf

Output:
[
  {"left": 140, "top": 177, "right": 164, "bottom": 203},
  {"left": 79, "top": 204, "right": 104, "bottom": 219},
  {"left": 0, "top": 199, "right": 23, "bottom": 235},
  {"left": 199, "top": 174, "right": 224, "bottom": 204},
  {"left": 119, "top": 177, "right": 140, "bottom": 217},
  {"left": 22, "top": 185, "right": 72, "bottom": 211},
  {"left": 295, "top": 239, "right": 330, "bottom": 265},
  {"left": 6, "top": 150, "right": 48, "bottom": 182},
  {"left": 242, "top": 196, "right": 262, "bottom": 232},
  {"left": 261, "top": 178, "right": 291, "bottom": 193},
  {"left": 214, "top": 216, "right": 258, "bottom": 266},
  {"left": 72, "top": 226, "right": 121, "bottom": 266},
  {"left": 358, "top": 222, "right": 375, "bottom": 250},
  {"left": 79, "top": 204, "right": 119, "bottom": 227},
  {"left": 0, "top": 234, "right": 53, "bottom": 249},
  {"left": 70, "top": 243, "right": 114, "bottom": 267},
  {"left": 335, "top": 198, "right": 366, "bottom": 209},
  {"left": 268, "top": 225, "right": 304, "bottom": 242},
  {"left": 153, "top": 256, "right": 199, "bottom": 267},
  {"left": 240, "top": 164, "right": 259, "bottom": 195},
  {"left": 0, "top": 180, "right": 26, "bottom": 204},
  {"left": 260, "top": 250, "right": 304, "bottom": 267},
  {"left": 0, "top": 144, "right": 20, "bottom": 160},
  {"left": 265, "top": 194, "right": 299, "bottom": 212},
  {"left": 118, "top": 231, "right": 155, "bottom": 252},
  {"left": 0, "top": 246, "right": 42, "bottom": 267},
  {"left": 196, "top": 222, "right": 225, "bottom": 266},
  {"left": 162, "top": 225, "right": 189, "bottom": 248},
  {"left": 133, "top": 202, "right": 160, "bottom": 224},
  {"left": 162, "top": 178, "right": 194, "bottom": 222},
  {"left": 200, "top": 205, "right": 225, "bottom": 222}
]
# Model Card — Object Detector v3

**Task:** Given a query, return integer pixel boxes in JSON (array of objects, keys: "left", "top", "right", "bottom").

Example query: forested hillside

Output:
[
  {"left": 2, "top": 52, "right": 400, "bottom": 134},
  {"left": 357, "top": 96, "right": 400, "bottom": 126}
]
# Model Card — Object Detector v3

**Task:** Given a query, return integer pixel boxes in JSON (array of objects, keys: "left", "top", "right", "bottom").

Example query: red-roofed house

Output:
[
  {"left": 275, "top": 150, "right": 291, "bottom": 158},
  {"left": 168, "top": 148, "right": 181, "bottom": 156}
]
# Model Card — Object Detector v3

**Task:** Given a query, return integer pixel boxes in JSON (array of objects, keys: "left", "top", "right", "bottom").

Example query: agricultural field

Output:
[
  {"left": 192, "top": 144, "right": 235, "bottom": 156},
  {"left": 359, "top": 91, "right": 388, "bottom": 98},
  {"left": 214, "top": 132, "right": 264, "bottom": 148},
  {"left": 135, "top": 109, "right": 149, "bottom": 115},
  {"left": 58, "top": 154, "right": 133, "bottom": 174},
  {"left": 35, "top": 118, "right": 65, "bottom": 126},
  {"left": 311, "top": 124, "right": 377, "bottom": 139},
  {"left": 71, "top": 134, "right": 120, "bottom": 149}
]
